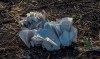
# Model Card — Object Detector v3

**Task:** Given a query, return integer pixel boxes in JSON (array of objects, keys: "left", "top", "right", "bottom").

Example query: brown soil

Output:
[{"left": 0, "top": 0, "right": 100, "bottom": 59}]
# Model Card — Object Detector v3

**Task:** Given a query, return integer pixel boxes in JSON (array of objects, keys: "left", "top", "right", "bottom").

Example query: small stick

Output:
[{"left": 47, "top": 54, "right": 50, "bottom": 59}]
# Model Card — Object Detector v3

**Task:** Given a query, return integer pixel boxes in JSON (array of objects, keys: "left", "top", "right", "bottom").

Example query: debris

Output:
[{"left": 19, "top": 12, "right": 78, "bottom": 51}]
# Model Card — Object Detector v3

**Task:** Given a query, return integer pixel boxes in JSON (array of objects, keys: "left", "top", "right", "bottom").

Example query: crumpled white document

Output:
[{"left": 19, "top": 11, "right": 77, "bottom": 51}]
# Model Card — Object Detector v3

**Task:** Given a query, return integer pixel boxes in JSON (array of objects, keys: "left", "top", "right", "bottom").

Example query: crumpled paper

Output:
[{"left": 19, "top": 12, "right": 77, "bottom": 51}]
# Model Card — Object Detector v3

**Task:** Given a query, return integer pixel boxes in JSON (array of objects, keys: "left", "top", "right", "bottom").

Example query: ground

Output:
[{"left": 0, "top": 0, "right": 100, "bottom": 59}]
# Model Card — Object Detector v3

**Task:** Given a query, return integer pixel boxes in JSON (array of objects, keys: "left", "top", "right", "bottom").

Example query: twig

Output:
[
  {"left": 0, "top": 19, "right": 16, "bottom": 25},
  {"left": 47, "top": 54, "right": 50, "bottom": 59}
]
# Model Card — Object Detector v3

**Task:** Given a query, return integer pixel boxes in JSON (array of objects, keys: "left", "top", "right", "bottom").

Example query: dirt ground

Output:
[{"left": 0, "top": 0, "right": 100, "bottom": 59}]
